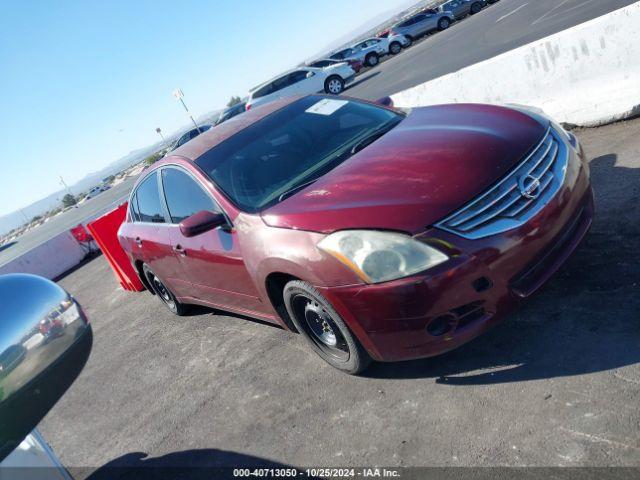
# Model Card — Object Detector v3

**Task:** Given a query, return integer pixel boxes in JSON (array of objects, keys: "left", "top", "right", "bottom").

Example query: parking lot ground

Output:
[{"left": 40, "top": 118, "right": 640, "bottom": 475}]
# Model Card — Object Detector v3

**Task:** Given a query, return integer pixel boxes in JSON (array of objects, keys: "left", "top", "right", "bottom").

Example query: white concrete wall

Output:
[
  {"left": 0, "top": 231, "right": 87, "bottom": 280},
  {"left": 392, "top": 3, "right": 640, "bottom": 127}
]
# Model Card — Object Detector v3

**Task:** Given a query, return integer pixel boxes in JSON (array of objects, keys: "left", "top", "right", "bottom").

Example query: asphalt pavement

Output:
[
  {"left": 38, "top": 115, "right": 640, "bottom": 474},
  {"left": 347, "top": 0, "right": 637, "bottom": 100}
]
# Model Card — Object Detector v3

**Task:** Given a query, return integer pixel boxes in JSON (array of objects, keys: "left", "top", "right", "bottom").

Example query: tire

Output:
[
  {"left": 389, "top": 41, "right": 402, "bottom": 55},
  {"left": 142, "top": 264, "right": 188, "bottom": 316},
  {"left": 283, "top": 280, "right": 371, "bottom": 375},
  {"left": 364, "top": 52, "right": 379, "bottom": 67},
  {"left": 438, "top": 17, "right": 451, "bottom": 30},
  {"left": 324, "top": 75, "right": 345, "bottom": 95},
  {"left": 470, "top": 2, "right": 482, "bottom": 14}
]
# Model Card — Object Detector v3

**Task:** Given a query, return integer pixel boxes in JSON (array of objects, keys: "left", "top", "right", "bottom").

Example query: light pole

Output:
[
  {"left": 172, "top": 89, "right": 201, "bottom": 133},
  {"left": 155, "top": 127, "right": 167, "bottom": 145},
  {"left": 59, "top": 176, "right": 78, "bottom": 208}
]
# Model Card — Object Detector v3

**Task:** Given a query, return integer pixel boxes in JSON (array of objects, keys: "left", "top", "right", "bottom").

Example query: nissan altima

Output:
[{"left": 118, "top": 95, "right": 593, "bottom": 374}]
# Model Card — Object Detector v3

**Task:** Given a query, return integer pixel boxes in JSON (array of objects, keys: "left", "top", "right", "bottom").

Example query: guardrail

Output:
[{"left": 391, "top": 3, "right": 640, "bottom": 127}]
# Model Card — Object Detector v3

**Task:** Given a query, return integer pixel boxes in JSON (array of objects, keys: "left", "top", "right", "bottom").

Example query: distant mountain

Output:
[
  {"left": 307, "top": 0, "right": 424, "bottom": 61},
  {"left": 0, "top": 107, "right": 223, "bottom": 236}
]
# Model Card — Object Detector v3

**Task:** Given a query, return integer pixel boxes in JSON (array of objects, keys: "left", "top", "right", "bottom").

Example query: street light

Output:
[
  {"left": 172, "top": 88, "right": 201, "bottom": 133},
  {"left": 155, "top": 127, "right": 166, "bottom": 145}
]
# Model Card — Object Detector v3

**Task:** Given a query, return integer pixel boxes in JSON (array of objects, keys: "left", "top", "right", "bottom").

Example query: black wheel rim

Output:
[
  {"left": 292, "top": 294, "right": 349, "bottom": 362},
  {"left": 151, "top": 274, "right": 176, "bottom": 309}
]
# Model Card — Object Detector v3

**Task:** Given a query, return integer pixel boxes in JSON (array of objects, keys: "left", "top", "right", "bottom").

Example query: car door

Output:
[
  {"left": 287, "top": 70, "right": 316, "bottom": 95},
  {"left": 159, "top": 166, "right": 265, "bottom": 313},
  {"left": 411, "top": 14, "right": 430, "bottom": 36},
  {"left": 127, "top": 171, "right": 181, "bottom": 292}
]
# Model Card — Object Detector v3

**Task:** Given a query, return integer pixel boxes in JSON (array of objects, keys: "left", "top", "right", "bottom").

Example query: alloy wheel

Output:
[{"left": 328, "top": 79, "right": 343, "bottom": 94}]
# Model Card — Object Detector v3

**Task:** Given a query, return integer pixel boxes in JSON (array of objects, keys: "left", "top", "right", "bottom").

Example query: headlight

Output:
[{"left": 317, "top": 230, "right": 448, "bottom": 284}]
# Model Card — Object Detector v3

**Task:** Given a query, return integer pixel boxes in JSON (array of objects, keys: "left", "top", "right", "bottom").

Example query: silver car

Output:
[
  {"left": 439, "top": 0, "right": 486, "bottom": 20},
  {"left": 330, "top": 37, "right": 387, "bottom": 68},
  {"left": 390, "top": 11, "right": 454, "bottom": 44}
]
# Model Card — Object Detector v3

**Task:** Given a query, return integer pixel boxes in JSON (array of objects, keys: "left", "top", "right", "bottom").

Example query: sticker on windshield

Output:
[{"left": 306, "top": 99, "right": 348, "bottom": 115}]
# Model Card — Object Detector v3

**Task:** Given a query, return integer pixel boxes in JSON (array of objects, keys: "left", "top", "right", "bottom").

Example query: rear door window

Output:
[{"left": 135, "top": 172, "right": 166, "bottom": 223}]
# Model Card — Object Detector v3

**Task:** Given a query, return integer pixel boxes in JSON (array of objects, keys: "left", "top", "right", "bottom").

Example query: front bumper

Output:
[{"left": 318, "top": 141, "right": 594, "bottom": 362}]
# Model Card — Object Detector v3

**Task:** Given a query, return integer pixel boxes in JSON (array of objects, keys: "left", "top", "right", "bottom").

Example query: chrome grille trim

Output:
[{"left": 435, "top": 127, "right": 568, "bottom": 240}]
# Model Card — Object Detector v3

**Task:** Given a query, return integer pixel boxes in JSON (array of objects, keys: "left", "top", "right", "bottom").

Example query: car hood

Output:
[{"left": 261, "top": 103, "right": 548, "bottom": 235}]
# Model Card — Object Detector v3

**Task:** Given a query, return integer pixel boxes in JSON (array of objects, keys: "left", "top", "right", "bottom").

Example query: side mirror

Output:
[
  {"left": 306, "top": 71, "right": 315, "bottom": 78},
  {"left": 179, "top": 210, "right": 227, "bottom": 237},
  {"left": 0, "top": 274, "right": 92, "bottom": 462},
  {"left": 375, "top": 96, "right": 394, "bottom": 108}
]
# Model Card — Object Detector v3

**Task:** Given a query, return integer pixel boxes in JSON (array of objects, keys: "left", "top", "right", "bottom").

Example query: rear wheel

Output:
[
  {"left": 142, "top": 264, "right": 188, "bottom": 316},
  {"left": 324, "top": 75, "right": 345, "bottom": 94},
  {"left": 365, "top": 52, "right": 379, "bottom": 67},
  {"left": 470, "top": 2, "right": 482, "bottom": 14},
  {"left": 389, "top": 41, "right": 402, "bottom": 55},
  {"left": 438, "top": 17, "right": 451, "bottom": 30},
  {"left": 283, "top": 280, "right": 371, "bottom": 375}
]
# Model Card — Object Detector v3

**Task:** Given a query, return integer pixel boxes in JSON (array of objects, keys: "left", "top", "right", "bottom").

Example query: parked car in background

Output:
[
  {"left": 119, "top": 94, "right": 593, "bottom": 375},
  {"left": 245, "top": 65, "right": 355, "bottom": 110},
  {"left": 308, "top": 58, "right": 363, "bottom": 74},
  {"left": 439, "top": 0, "right": 485, "bottom": 19},
  {"left": 215, "top": 102, "right": 247, "bottom": 125},
  {"left": 85, "top": 183, "right": 110, "bottom": 200},
  {"left": 390, "top": 10, "right": 454, "bottom": 44},
  {"left": 170, "top": 124, "right": 212, "bottom": 152},
  {"left": 330, "top": 35, "right": 408, "bottom": 67}
]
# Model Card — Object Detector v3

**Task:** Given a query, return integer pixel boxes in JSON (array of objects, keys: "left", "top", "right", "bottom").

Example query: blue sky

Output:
[{"left": 0, "top": 0, "right": 410, "bottom": 217}]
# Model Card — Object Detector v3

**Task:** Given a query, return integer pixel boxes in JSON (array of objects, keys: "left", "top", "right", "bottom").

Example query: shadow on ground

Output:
[{"left": 81, "top": 450, "right": 298, "bottom": 480}]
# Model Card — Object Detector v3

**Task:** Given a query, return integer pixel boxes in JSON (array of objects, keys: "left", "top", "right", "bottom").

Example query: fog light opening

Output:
[
  {"left": 426, "top": 314, "right": 456, "bottom": 337},
  {"left": 472, "top": 276, "right": 492, "bottom": 293}
]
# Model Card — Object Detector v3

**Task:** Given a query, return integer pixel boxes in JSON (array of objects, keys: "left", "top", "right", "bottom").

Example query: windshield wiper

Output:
[
  {"left": 277, "top": 179, "right": 319, "bottom": 203},
  {"left": 350, "top": 124, "right": 394, "bottom": 155}
]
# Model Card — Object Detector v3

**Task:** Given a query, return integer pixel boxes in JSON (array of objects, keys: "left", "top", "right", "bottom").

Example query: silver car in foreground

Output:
[{"left": 390, "top": 10, "right": 454, "bottom": 43}]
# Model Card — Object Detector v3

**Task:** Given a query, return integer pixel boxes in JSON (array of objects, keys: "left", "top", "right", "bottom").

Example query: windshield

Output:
[{"left": 195, "top": 96, "right": 403, "bottom": 212}]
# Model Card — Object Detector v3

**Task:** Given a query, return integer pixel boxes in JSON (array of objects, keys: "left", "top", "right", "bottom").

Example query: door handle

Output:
[
  {"left": 173, "top": 244, "right": 187, "bottom": 256},
  {"left": 135, "top": 237, "right": 142, "bottom": 247}
]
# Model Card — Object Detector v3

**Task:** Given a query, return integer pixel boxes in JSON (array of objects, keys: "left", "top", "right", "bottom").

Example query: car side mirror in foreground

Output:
[
  {"left": 375, "top": 96, "right": 394, "bottom": 108},
  {"left": 0, "top": 274, "right": 92, "bottom": 462},
  {"left": 179, "top": 210, "right": 227, "bottom": 237}
]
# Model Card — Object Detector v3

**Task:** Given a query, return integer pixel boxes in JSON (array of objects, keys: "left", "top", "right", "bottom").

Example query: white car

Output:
[
  {"left": 246, "top": 64, "right": 355, "bottom": 110},
  {"left": 330, "top": 35, "right": 410, "bottom": 67}
]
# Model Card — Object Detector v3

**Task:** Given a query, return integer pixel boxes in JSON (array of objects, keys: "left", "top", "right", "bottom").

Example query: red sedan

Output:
[{"left": 118, "top": 95, "right": 593, "bottom": 374}]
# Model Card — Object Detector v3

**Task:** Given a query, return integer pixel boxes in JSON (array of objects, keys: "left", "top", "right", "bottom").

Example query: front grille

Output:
[{"left": 436, "top": 128, "right": 568, "bottom": 239}]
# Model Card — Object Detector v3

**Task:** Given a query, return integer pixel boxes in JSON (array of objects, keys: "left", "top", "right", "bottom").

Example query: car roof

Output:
[
  {"left": 166, "top": 96, "right": 302, "bottom": 161},
  {"left": 249, "top": 67, "right": 319, "bottom": 93}
]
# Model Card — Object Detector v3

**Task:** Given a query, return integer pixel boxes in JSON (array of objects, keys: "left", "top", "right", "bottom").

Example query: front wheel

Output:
[
  {"left": 438, "top": 17, "right": 451, "bottom": 30},
  {"left": 389, "top": 41, "right": 402, "bottom": 55},
  {"left": 324, "top": 75, "right": 345, "bottom": 94},
  {"left": 142, "top": 264, "right": 188, "bottom": 315},
  {"left": 283, "top": 280, "right": 371, "bottom": 374},
  {"left": 365, "top": 52, "right": 379, "bottom": 67}
]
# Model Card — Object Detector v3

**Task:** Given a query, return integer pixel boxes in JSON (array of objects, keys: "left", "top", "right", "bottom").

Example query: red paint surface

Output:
[
  {"left": 87, "top": 203, "right": 144, "bottom": 292},
  {"left": 118, "top": 97, "right": 594, "bottom": 361}
]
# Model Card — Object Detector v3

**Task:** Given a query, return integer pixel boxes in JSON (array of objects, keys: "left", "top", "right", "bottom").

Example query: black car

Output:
[
  {"left": 170, "top": 124, "right": 212, "bottom": 151},
  {"left": 215, "top": 102, "right": 247, "bottom": 126}
]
